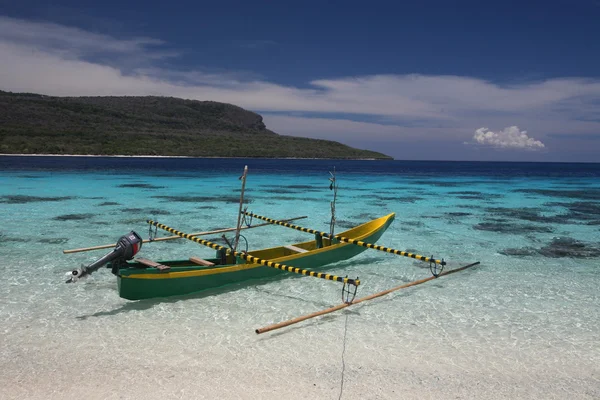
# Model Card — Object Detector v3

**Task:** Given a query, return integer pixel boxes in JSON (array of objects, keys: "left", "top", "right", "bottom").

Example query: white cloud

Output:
[
  {"left": 472, "top": 126, "right": 545, "bottom": 150},
  {"left": 0, "top": 16, "right": 172, "bottom": 63}
]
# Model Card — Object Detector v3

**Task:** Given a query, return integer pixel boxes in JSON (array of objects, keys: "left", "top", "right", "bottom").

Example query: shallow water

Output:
[{"left": 1, "top": 157, "right": 599, "bottom": 399}]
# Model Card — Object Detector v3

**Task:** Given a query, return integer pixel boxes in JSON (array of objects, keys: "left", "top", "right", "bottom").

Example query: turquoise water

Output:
[{"left": 1, "top": 157, "right": 599, "bottom": 399}]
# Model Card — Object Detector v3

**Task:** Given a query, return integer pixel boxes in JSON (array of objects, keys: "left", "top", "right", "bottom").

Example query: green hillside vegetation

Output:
[{"left": 0, "top": 91, "right": 392, "bottom": 159}]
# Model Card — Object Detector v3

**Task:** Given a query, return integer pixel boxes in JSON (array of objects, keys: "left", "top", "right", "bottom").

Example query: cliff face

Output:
[
  {"left": 0, "top": 91, "right": 392, "bottom": 159},
  {"left": 0, "top": 92, "right": 275, "bottom": 135}
]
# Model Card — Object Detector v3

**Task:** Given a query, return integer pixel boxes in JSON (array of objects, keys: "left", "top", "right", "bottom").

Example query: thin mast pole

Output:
[{"left": 233, "top": 165, "right": 248, "bottom": 252}]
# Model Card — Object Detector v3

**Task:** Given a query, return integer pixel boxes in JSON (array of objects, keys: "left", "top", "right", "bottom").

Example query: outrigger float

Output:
[{"left": 64, "top": 166, "right": 479, "bottom": 333}]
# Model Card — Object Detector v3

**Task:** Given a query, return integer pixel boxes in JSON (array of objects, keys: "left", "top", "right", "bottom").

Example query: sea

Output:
[{"left": 0, "top": 156, "right": 598, "bottom": 400}]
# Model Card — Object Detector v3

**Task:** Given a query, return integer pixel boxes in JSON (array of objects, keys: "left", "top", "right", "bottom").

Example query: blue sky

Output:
[{"left": 1, "top": 0, "right": 599, "bottom": 161}]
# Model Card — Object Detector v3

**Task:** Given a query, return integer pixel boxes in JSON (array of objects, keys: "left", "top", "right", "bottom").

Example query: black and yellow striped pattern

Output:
[
  {"left": 242, "top": 212, "right": 446, "bottom": 266},
  {"left": 146, "top": 220, "right": 360, "bottom": 286}
]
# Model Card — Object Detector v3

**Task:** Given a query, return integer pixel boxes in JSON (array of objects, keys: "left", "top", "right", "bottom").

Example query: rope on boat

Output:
[
  {"left": 146, "top": 220, "right": 360, "bottom": 287},
  {"left": 242, "top": 211, "right": 446, "bottom": 267},
  {"left": 241, "top": 207, "right": 253, "bottom": 227}
]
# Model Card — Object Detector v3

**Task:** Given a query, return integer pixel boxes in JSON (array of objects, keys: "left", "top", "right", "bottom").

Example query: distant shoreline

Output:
[{"left": 0, "top": 153, "right": 385, "bottom": 161}]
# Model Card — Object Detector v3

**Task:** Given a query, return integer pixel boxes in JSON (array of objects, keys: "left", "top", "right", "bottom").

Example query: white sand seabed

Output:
[{"left": 1, "top": 285, "right": 598, "bottom": 400}]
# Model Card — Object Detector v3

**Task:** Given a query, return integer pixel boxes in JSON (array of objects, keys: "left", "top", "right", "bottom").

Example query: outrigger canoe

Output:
[
  {"left": 113, "top": 213, "right": 395, "bottom": 300},
  {"left": 65, "top": 167, "right": 447, "bottom": 303},
  {"left": 64, "top": 166, "right": 475, "bottom": 333}
]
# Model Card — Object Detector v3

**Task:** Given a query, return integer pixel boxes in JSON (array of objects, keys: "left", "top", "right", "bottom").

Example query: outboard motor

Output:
[{"left": 66, "top": 231, "right": 143, "bottom": 283}]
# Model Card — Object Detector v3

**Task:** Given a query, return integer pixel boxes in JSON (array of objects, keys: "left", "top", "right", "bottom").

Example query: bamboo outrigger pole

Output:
[
  {"left": 62, "top": 216, "right": 308, "bottom": 254},
  {"left": 147, "top": 219, "right": 360, "bottom": 286},
  {"left": 255, "top": 261, "right": 480, "bottom": 334},
  {"left": 243, "top": 211, "right": 445, "bottom": 266}
]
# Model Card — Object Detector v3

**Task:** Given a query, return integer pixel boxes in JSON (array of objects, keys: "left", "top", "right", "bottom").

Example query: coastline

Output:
[{"left": 0, "top": 153, "right": 387, "bottom": 161}]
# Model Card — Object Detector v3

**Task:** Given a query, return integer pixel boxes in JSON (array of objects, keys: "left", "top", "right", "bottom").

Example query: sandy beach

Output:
[{"left": 2, "top": 275, "right": 598, "bottom": 400}]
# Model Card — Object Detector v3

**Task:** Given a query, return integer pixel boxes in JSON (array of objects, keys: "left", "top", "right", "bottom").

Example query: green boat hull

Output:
[{"left": 116, "top": 213, "right": 395, "bottom": 300}]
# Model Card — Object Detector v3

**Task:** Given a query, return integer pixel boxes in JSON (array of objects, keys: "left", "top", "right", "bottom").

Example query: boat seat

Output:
[
  {"left": 284, "top": 245, "right": 308, "bottom": 253},
  {"left": 189, "top": 257, "right": 216, "bottom": 266},
  {"left": 135, "top": 258, "right": 171, "bottom": 271}
]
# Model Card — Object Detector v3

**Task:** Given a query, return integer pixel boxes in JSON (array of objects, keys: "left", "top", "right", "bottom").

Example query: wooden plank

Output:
[
  {"left": 189, "top": 257, "right": 215, "bottom": 266},
  {"left": 135, "top": 258, "right": 171, "bottom": 271},
  {"left": 284, "top": 245, "right": 308, "bottom": 253}
]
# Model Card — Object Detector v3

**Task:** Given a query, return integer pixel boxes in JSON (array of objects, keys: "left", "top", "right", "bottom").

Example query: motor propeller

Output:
[{"left": 66, "top": 231, "right": 142, "bottom": 283}]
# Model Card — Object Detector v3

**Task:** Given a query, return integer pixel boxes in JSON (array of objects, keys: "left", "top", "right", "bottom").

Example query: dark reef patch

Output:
[
  {"left": 498, "top": 247, "right": 539, "bottom": 256},
  {"left": 408, "top": 180, "right": 464, "bottom": 187},
  {"left": 446, "top": 212, "right": 472, "bottom": 217},
  {"left": 371, "top": 195, "right": 423, "bottom": 203},
  {"left": 413, "top": 220, "right": 426, "bottom": 227},
  {"left": 147, "top": 209, "right": 172, "bottom": 215},
  {"left": 551, "top": 181, "right": 594, "bottom": 186},
  {"left": 53, "top": 213, "right": 95, "bottom": 221},
  {"left": 120, "top": 208, "right": 143, "bottom": 213},
  {"left": 340, "top": 187, "right": 375, "bottom": 191},
  {"left": 1, "top": 238, "right": 23, "bottom": 243},
  {"left": 98, "top": 201, "right": 120, "bottom": 206},
  {"left": 514, "top": 188, "right": 600, "bottom": 201},
  {"left": 561, "top": 202, "right": 600, "bottom": 223},
  {"left": 288, "top": 184, "right": 322, "bottom": 190},
  {"left": 117, "top": 183, "right": 166, "bottom": 189},
  {"left": 538, "top": 237, "right": 600, "bottom": 258},
  {"left": 484, "top": 207, "right": 569, "bottom": 224},
  {"left": 262, "top": 187, "right": 321, "bottom": 194},
  {"left": 564, "top": 202, "right": 600, "bottom": 215},
  {"left": 0, "top": 195, "right": 75, "bottom": 204},
  {"left": 38, "top": 237, "right": 69, "bottom": 244},
  {"left": 205, "top": 236, "right": 228, "bottom": 244},
  {"left": 0, "top": 232, "right": 24, "bottom": 243},
  {"left": 122, "top": 218, "right": 147, "bottom": 225},
  {"left": 449, "top": 191, "right": 484, "bottom": 196},
  {"left": 373, "top": 195, "right": 400, "bottom": 201},
  {"left": 527, "top": 202, "right": 600, "bottom": 225},
  {"left": 152, "top": 195, "right": 253, "bottom": 204},
  {"left": 456, "top": 193, "right": 503, "bottom": 201},
  {"left": 256, "top": 195, "right": 320, "bottom": 202},
  {"left": 473, "top": 221, "right": 553, "bottom": 234},
  {"left": 397, "top": 196, "right": 424, "bottom": 203},
  {"left": 121, "top": 208, "right": 171, "bottom": 215},
  {"left": 1, "top": 239, "right": 24, "bottom": 244},
  {"left": 19, "top": 175, "right": 44, "bottom": 179},
  {"left": 352, "top": 213, "right": 379, "bottom": 221},
  {"left": 332, "top": 220, "right": 357, "bottom": 229}
]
